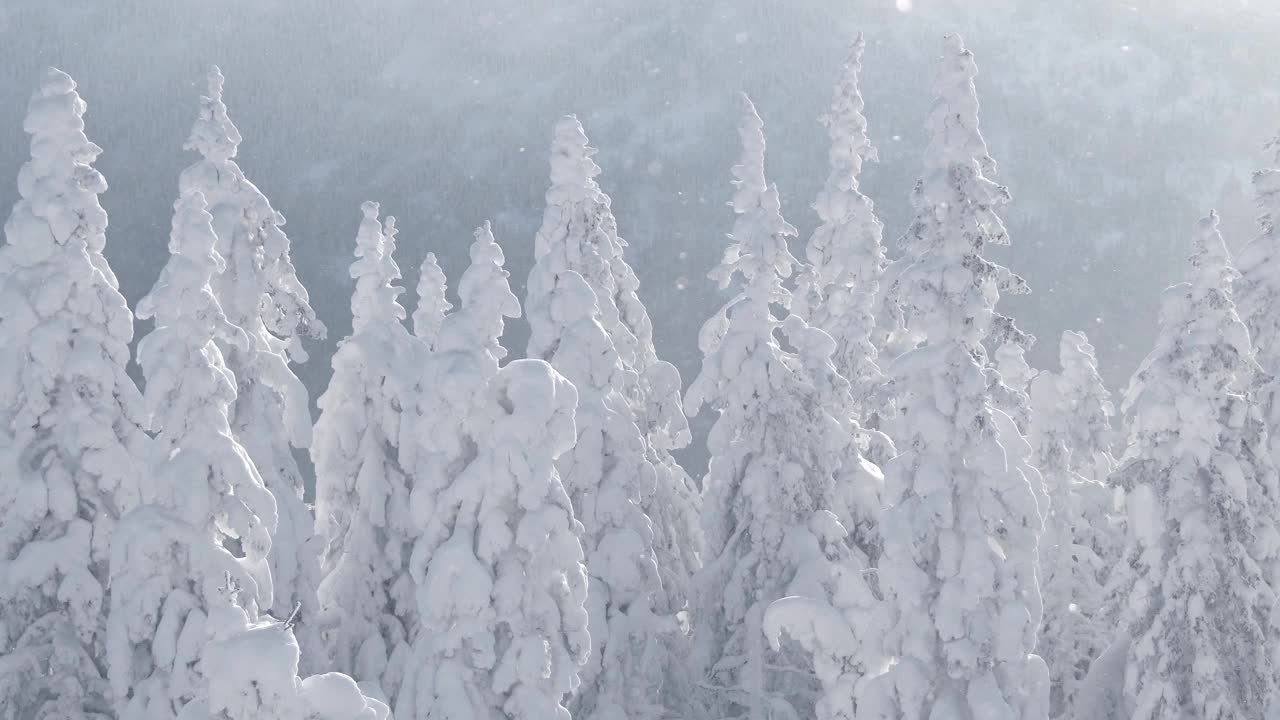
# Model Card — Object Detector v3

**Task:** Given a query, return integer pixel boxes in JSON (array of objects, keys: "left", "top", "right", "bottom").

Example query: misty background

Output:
[{"left": 1, "top": 0, "right": 1275, "bottom": 477}]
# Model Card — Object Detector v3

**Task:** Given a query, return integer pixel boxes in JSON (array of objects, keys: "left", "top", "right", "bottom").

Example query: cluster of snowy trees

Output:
[{"left": 3, "top": 30, "right": 1280, "bottom": 720}]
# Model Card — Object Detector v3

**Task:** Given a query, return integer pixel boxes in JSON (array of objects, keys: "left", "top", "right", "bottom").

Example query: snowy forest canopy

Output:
[{"left": 3, "top": 1, "right": 1280, "bottom": 719}]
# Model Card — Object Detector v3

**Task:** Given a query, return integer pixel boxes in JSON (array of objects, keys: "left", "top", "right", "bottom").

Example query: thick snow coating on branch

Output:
[
  {"left": 1105, "top": 212, "right": 1280, "bottom": 720},
  {"left": 179, "top": 66, "right": 329, "bottom": 667},
  {"left": 0, "top": 67, "right": 149, "bottom": 719},
  {"left": 865, "top": 341, "right": 1048, "bottom": 720},
  {"left": 397, "top": 358, "right": 590, "bottom": 720},
  {"left": 686, "top": 94, "right": 882, "bottom": 720},
  {"left": 313, "top": 202, "right": 420, "bottom": 704}
]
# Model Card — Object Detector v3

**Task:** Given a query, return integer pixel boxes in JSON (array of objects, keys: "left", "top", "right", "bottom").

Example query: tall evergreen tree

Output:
[
  {"left": 106, "top": 190, "right": 277, "bottom": 719},
  {"left": 413, "top": 251, "right": 451, "bottom": 352},
  {"left": 1028, "top": 333, "right": 1119, "bottom": 719},
  {"left": 312, "top": 203, "right": 420, "bottom": 704},
  {"left": 0, "top": 68, "right": 149, "bottom": 719},
  {"left": 791, "top": 33, "right": 895, "bottom": 413},
  {"left": 1104, "top": 212, "right": 1280, "bottom": 719},
  {"left": 180, "top": 66, "right": 328, "bottom": 667},
  {"left": 686, "top": 94, "right": 881, "bottom": 720},
  {"left": 527, "top": 255, "right": 668, "bottom": 720},
  {"left": 863, "top": 34, "right": 1048, "bottom": 720},
  {"left": 536, "top": 116, "right": 703, "bottom": 625},
  {"left": 398, "top": 224, "right": 591, "bottom": 720}
]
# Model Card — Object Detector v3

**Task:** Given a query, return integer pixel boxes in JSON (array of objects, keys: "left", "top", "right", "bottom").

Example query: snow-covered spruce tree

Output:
[
  {"left": 537, "top": 115, "right": 703, "bottom": 621},
  {"left": 106, "top": 189, "right": 278, "bottom": 718},
  {"left": 180, "top": 66, "right": 328, "bottom": 666},
  {"left": 791, "top": 32, "right": 895, "bottom": 414},
  {"left": 413, "top": 251, "right": 451, "bottom": 351},
  {"left": 396, "top": 219, "right": 527, "bottom": 717},
  {"left": 313, "top": 202, "right": 420, "bottom": 703},
  {"left": 686, "top": 94, "right": 881, "bottom": 720},
  {"left": 0, "top": 68, "right": 149, "bottom": 719},
  {"left": 1103, "top": 212, "right": 1280, "bottom": 720},
  {"left": 527, "top": 256, "right": 668, "bottom": 719},
  {"left": 1026, "top": 337, "right": 1118, "bottom": 720},
  {"left": 395, "top": 238, "right": 589, "bottom": 720},
  {"left": 862, "top": 34, "right": 1048, "bottom": 720}
]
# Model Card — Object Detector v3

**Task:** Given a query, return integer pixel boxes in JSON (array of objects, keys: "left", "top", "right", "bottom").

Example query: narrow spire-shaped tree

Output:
[
  {"left": 791, "top": 33, "right": 896, "bottom": 410},
  {"left": 179, "top": 66, "right": 329, "bottom": 667},
  {"left": 1028, "top": 333, "right": 1118, "bottom": 718},
  {"left": 1105, "top": 212, "right": 1280, "bottom": 719},
  {"left": 413, "top": 252, "right": 452, "bottom": 351},
  {"left": 686, "top": 94, "right": 881, "bottom": 720},
  {"left": 107, "top": 190, "right": 278, "bottom": 719},
  {"left": 535, "top": 116, "right": 703, "bottom": 623},
  {"left": 0, "top": 68, "right": 149, "bottom": 719},
  {"left": 313, "top": 203, "right": 419, "bottom": 704},
  {"left": 864, "top": 35, "right": 1048, "bottom": 720}
]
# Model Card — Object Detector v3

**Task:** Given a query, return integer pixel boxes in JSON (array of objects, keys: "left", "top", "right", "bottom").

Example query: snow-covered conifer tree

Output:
[
  {"left": 1104, "top": 212, "right": 1280, "bottom": 719},
  {"left": 1237, "top": 138, "right": 1280, "bottom": 379},
  {"left": 398, "top": 347, "right": 590, "bottom": 720},
  {"left": 791, "top": 33, "right": 897, "bottom": 410},
  {"left": 413, "top": 252, "right": 451, "bottom": 351},
  {"left": 106, "top": 190, "right": 280, "bottom": 718},
  {"left": 863, "top": 35, "right": 1048, "bottom": 720},
  {"left": 686, "top": 94, "right": 881, "bottom": 720},
  {"left": 527, "top": 255, "right": 669, "bottom": 718},
  {"left": 1027, "top": 332, "right": 1119, "bottom": 718},
  {"left": 536, "top": 117, "right": 703, "bottom": 618},
  {"left": 313, "top": 202, "right": 420, "bottom": 703},
  {"left": 180, "top": 66, "right": 328, "bottom": 666},
  {"left": 0, "top": 68, "right": 149, "bottom": 719},
  {"left": 1030, "top": 331, "right": 1117, "bottom": 486}
]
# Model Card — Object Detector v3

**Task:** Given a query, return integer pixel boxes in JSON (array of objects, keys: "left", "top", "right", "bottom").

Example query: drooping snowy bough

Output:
[
  {"left": 313, "top": 203, "right": 420, "bottom": 703},
  {"left": 0, "top": 68, "right": 149, "bottom": 719},
  {"left": 863, "top": 34, "right": 1049, "bottom": 720},
  {"left": 180, "top": 66, "right": 329, "bottom": 668},
  {"left": 687, "top": 94, "right": 882, "bottom": 720},
  {"left": 1103, "top": 212, "right": 1280, "bottom": 720}
]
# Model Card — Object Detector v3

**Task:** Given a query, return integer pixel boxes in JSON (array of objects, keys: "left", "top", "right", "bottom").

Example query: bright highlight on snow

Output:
[{"left": 1, "top": 21, "right": 1278, "bottom": 720}]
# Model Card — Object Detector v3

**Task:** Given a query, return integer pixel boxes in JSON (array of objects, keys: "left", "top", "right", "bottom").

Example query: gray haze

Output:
[{"left": 2, "top": 0, "right": 1276, "bottom": 475}]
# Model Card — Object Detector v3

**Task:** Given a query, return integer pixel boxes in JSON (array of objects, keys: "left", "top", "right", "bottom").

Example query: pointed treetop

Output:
[
  {"left": 821, "top": 32, "right": 878, "bottom": 180},
  {"left": 1188, "top": 209, "right": 1237, "bottom": 293},
  {"left": 927, "top": 32, "right": 996, "bottom": 179},
  {"left": 413, "top": 251, "right": 453, "bottom": 345},
  {"left": 709, "top": 94, "right": 798, "bottom": 298},
  {"left": 731, "top": 92, "right": 769, "bottom": 210},
  {"left": 185, "top": 65, "right": 242, "bottom": 163},
  {"left": 136, "top": 191, "right": 229, "bottom": 328},
  {"left": 547, "top": 114, "right": 603, "bottom": 204},
  {"left": 443, "top": 221, "right": 520, "bottom": 360},
  {"left": 349, "top": 201, "right": 406, "bottom": 333},
  {"left": 38, "top": 66, "right": 76, "bottom": 96}
]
